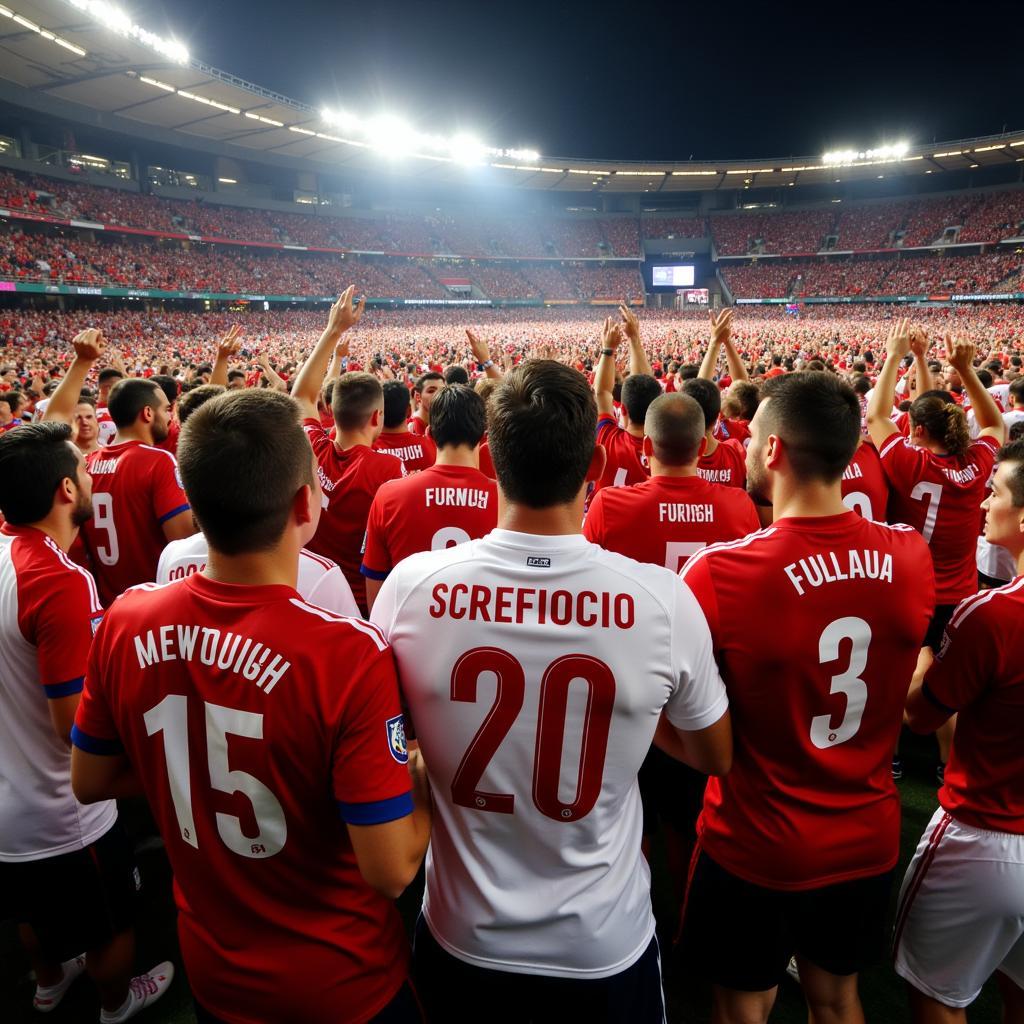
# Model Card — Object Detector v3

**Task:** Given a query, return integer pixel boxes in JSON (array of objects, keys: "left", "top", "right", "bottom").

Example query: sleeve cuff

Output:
[
  {"left": 43, "top": 677, "right": 84, "bottom": 699},
  {"left": 665, "top": 690, "right": 730, "bottom": 733},
  {"left": 158, "top": 503, "right": 191, "bottom": 525},
  {"left": 337, "top": 791, "right": 414, "bottom": 826},
  {"left": 71, "top": 725, "right": 124, "bottom": 755},
  {"left": 922, "top": 681, "right": 958, "bottom": 716},
  {"left": 359, "top": 564, "right": 390, "bottom": 581}
]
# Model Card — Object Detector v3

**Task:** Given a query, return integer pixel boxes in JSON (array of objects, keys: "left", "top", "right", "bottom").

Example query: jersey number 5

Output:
[{"left": 450, "top": 648, "right": 615, "bottom": 822}]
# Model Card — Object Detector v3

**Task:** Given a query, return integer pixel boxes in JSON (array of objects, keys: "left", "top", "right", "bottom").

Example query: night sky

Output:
[{"left": 133, "top": 0, "right": 1021, "bottom": 162}]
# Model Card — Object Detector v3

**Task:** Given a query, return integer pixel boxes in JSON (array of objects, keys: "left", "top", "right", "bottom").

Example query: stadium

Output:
[{"left": 0, "top": 1, "right": 1021, "bottom": 1022}]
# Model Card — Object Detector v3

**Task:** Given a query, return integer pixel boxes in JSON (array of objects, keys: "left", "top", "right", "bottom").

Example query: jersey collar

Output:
[{"left": 487, "top": 529, "right": 590, "bottom": 551}]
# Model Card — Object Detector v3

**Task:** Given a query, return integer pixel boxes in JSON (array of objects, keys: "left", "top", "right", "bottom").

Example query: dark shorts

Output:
[
  {"left": 681, "top": 850, "right": 894, "bottom": 992},
  {"left": 0, "top": 819, "right": 137, "bottom": 962},
  {"left": 413, "top": 914, "right": 665, "bottom": 1024},
  {"left": 923, "top": 604, "right": 957, "bottom": 652},
  {"left": 196, "top": 982, "right": 423, "bottom": 1024},
  {"left": 639, "top": 745, "right": 707, "bottom": 837}
]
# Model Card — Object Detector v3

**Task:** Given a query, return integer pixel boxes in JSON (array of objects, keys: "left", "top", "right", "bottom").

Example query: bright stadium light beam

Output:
[
  {"left": 365, "top": 114, "right": 420, "bottom": 158},
  {"left": 822, "top": 141, "right": 911, "bottom": 166},
  {"left": 64, "top": 0, "right": 189, "bottom": 63},
  {"left": 449, "top": 134, "right": 487, "bottom": 166}
]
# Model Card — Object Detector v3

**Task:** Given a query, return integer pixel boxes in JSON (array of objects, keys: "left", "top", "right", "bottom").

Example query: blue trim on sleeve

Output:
[
  {"left": 158, "top": 503, "right": 191, "bottom": 525},
  {"left": 70, "top": 725, "right": 124, "bottom": 756},
  {"left": 44, "top": 677, "right": 84, "bottom": 699},
  {"left": 337, "top": 791, "right": 414, "bottom": 826},
  {"left": 359, "top": 564, "right": 390, "bottom": 581}
]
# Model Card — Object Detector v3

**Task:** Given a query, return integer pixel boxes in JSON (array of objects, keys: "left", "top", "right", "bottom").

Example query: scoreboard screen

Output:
[
  {"left": 681, "top": 289, "right": 709, "bottom": 305},
  {"left": 651, "top": 264, "right": 695, "bottom": 287}
]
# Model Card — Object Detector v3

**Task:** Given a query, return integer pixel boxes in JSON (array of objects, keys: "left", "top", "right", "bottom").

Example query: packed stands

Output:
[{"left": 643, "top": 217, "right": 707, "bottom": 239}]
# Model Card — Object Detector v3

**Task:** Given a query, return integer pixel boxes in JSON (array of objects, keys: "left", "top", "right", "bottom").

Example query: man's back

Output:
[
  {"left": 592, "top": 415, "right": 648, "bottom": 494},
  {"left": 698, "top": 438, "right": 746, "bottom": 489},
  {"left": 83, "top": 440, "right": 189, "bottom": 605},
  {"left": 841, "top": 441, "right": 890, "bottom": 521},
  {"left": 681, "top": 511, "right": 933, "bottom": 889},
  {"left": 373, "top": 432, "right": 437, "bottom": 474},
  {"left": 73, "top": 574, "right": 412, "bottom": 1021},
  {"left": 372, "top": 529, "right": 726, "bottom": 977}
]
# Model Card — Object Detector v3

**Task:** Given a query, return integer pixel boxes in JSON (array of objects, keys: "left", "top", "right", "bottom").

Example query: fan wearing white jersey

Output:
[{"left": 371, "top": 358, "right": 731, "bottom": 1023}]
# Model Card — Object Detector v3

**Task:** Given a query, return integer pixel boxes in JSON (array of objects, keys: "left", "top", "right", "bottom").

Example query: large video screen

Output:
[{"left": 651, "top": 264, "right": 695, "bottom": 287}]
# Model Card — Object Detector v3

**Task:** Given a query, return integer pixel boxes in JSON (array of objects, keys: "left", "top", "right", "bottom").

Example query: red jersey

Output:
[
  {"left": 373, "top": 432, "right": 437, "bottom": 474},
  {"left": 584, "top": 475, "right": 759, "bottom": 573},
  {"left": 713, "top": 416, "right": 750, "bottom": 445},
  {"left": 592, "top": 415, "right": 648, "bottom": 495},
  {"left": 681, "top": 512, "right": 934, "bottom": 889},
  {"left": 302, "top": 420, "right": 405, "bottom": 611},
  {"left": 479, "top": 440, "right": 495, "bottom": 480},
  {"left": 924, "top": 578, "right": 1024, "bottom": 833},
  {"left": 879, "top": 434, "right": 998, "bottom": 604},
  {"left": 362, "top": 464, "right": 497, "bottom": 579},
  {"left": 407, "top": 415, "right": 427, "bottom": 436},
  {"left": 698, "top": 438, "right": 746, "bottom": 489},
  {"left": 72, "top": 575, "right": 413, "bottom": 1023},
  {"left": 841, "top": 442, "right": 890, "bottom": 522},
  {"left": 83, "top": 441, "right": 190, "bottom": 606},
  {"left": 154, "top": 419, "right": 180, "bottom": 455}
]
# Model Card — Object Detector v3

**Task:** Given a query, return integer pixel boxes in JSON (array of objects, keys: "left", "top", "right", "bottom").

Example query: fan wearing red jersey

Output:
[
  {"left": 0, "top": 422, "right": 172, "bottom": 1023},
  {"left": 680, "top": 378, "right": 748, "bottom": 489},
  {"left": 592, "top": 306, "right": 660, "bottom": 496},
  {"left": 841, "top": 439, "right": 890, "bottom": 522},
  {"left": 680, "top": 371, "right": 934, "bottom": 1024},
  {"left": 293, "top": 289, "right": 405, "bottom": 614},
  {"left": 371, "top": 359, "right": 731, "bottom": 1023},
  {"left": 363, "top": 384, "right": 496, "bottom": 610},
  {"left": 373, "top": 380, "right": 437, "bottom": 474},
  {"left": 896, "top": 441, "right": 1024, "bottom": 1023},
  {"left": 408, "top": 372, "right": 445, "bottom": 435},
  {"left": 71, "top": 389, "right": 431, "bottom": 1024}
]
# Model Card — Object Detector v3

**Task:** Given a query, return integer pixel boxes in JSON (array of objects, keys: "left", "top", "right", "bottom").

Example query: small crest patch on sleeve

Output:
[{"left": 386, "top": 714, "right": 408, "bottom": 764}]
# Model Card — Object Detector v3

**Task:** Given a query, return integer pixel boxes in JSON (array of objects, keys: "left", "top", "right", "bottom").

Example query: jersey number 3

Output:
[
  {"left": 450, "top": 648, "right": 615, "bottom": 822},
  {"left": 810, "top": 617, "right": 871, "bottom": 749}
]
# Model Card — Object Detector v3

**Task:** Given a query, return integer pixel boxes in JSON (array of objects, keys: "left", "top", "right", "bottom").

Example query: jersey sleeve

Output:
[
  {"left": 971, "top": 435, "right": 999, "bottom": 470},
  {"left": 150, "top": 452, "right": 190, "bottom": 525},
  {"left": 877, "top": 434, "right": 928, "bottom": 488},
  {"left": 922, "top": 596, "right": 999, "bottom": 714},
  {"left": 664, "top": 580, "right": 729, "bottom": 731},
  {"left": 332, "top": 644, "right": 413, "bottom": 825},
  {"left": 581, "top": 492, "right": 606, "bottom": 546},
  {"left": 71, "top": 618, "right": 123, "bottom": 755},
  {"left": 360, "top": 492, "right": 393, "bottom": 579},
  {"left": 302, "top": 418, "right": 333, "bottom": 464},
  {"left": 679, "top": 549, "right": 721, "bottom": 644},
  {"left": 306, "top": 566, "right": 361, "bottom": 618},
  {"left": 596, "top": 416, "right": 619, "bottom": 446}
]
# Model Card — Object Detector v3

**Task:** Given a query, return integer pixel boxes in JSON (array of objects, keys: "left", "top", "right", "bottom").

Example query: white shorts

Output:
[{"left": 893, "top": 807, "right": 1024, "bottom": 1007}]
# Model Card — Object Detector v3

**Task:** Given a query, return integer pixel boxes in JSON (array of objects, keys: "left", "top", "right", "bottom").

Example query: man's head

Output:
[
  {"left": 983, "top": 440, "right": 1024, "bottom": 559},
  {"left": 489, "top": 360, "right": 602, "bottom": 509},
  {"left": 0, "top": 391, "right": 24, "bottom": 424},
  {"left": 177, "top": 390, "right": 318, "bottom": 555},
  {"left": 620, "top": 373, "right": 662, "bottom": 428},
  {"left": 74, "top": 394, "right": 98, "bottom": 450},
  {"left": 382, "top": 380, "right": 412, "bottom": 429},
  {"left": 680, "top": 378, "right": 722, "bottom": 435},
  {"left": 177, "top": 384, "right": 226, "bottom": 425},
  {"left": 941, "top": 362, "right": 964, "bottom": 393},
  {"left": 227, "top": 369, "right": 246, "bottom": 390},
  {"left": 107, "top": 378, "right": 171, "bottom": 443},
  {"left": 97, "top": 367, "right": 124, "bottom": 403},
  {"left": 1009, "top": 377, "right": 1024, "bottom": 410},
  {"left": 444, "top": 365, "right": 470, "bottom": 386},
  {"left": 413, "top": 372, "right": 445, "bottom": 421},
  {"left": 430, "top": 384, "right": 486, "bottom": 450},
  {"left": 643, "top": 393, "right": 706, "bottom": 469},
  {"left": 722, "top": 379, "right": 760, "bottom": 421},
  {"left": 746, "top": 372, "right": 860, "bottom": 506},
  {"left": 0, "top": 421, "right": 92, "bottom": 527},
  {"left": 332, "top": 372, "right": 384, "bottom": 439},
  {"left": 150, "top": 374, "right": 180, "bottom": 410}
]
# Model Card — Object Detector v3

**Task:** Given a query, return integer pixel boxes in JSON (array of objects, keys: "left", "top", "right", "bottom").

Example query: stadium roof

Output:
[{"left": 3, "top": 0, "right": 1024, "bottom": 193}]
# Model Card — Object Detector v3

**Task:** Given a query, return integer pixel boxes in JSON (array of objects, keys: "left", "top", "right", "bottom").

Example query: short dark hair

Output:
[
  {"left": 0, "top": 422, "right": 78, "bottom": 524},
  {"left": 489, "top": 360, "right": 595, "bottom": 508},
  {"left": 414, "top": 371, "right": 444, "bottom": 394},
  {"left": 680, "top": 378, "right": 721, "bottom": 431},
  {"left": 107, "top": 377, "right": 162, "bottom": 428},
  {"left": 331, "top": 372, "right": 382, "bottom": 432},
  {"left": 1009, "top": 378, "right": 1024, "bottom": 406},
  {"left": 851, "top": 375, "right": 871, "bottom": 396},
  {"left": 76, "top": 392, "right": 96, "bottom": 409},
  {"left": 150, "top": 374, "right": 180, "bottom": 407},
  {"left": 759, "top": 372, "right": 860, "bottom": 484},
  {"left": 177, "top": 384, "right": 226, "bottom": 425},
  {"left": 723, "top": 380, "right": 760, "bottom": 420},
  {"left": 177, "top": 390, "right": 313, "bottom": 555},
  {"left": 382, "top": 380, "right": 412, "bottom": 428},
  {"left": 444, "top": 365, "right": 470, "bottom": 386},
  {"left": 645, "top": 393, "right": 706, "bottom": 466},
  {"left": 678, "top": 364, "right": 700, "bottom": 381},
  {"left": 620, "top": 373, "right": 662, "bottom": 426},
  {"left": 97, "top": 367, "right": 124, "bottom": 385},
  {"left": 0, "top": 392, "right": 24, "bottom": 414},
  {"left": 430, "top": 384, "right": 486, "bottom": 449},
  {"left": 227, "top": 369, "right": 246, "bottom": 383},
  {"left": 997, "top": 439, "right": 1024, "bottom": 507},
  {"left": 976, "top": 369, "right": 993, "bottom": 390}
]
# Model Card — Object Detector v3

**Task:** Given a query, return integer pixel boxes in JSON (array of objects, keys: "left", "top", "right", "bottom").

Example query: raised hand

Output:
[
  {"left": 945, "top": 333, "right": 976, "bottom": 374},
  {"left": 466, "top": 329, "right": 492, "bottom": 364},
  {"left": 618, "top": 303, "right": 640, "bottom": 345},
  {"left": 326, "top": 285, "right": 366, "bottom": 337},
  {"left": 908, "top": 325, "right": 928, "bottom": 360},
  {"left": 709, "top": 308, "right": 734, "bottom": 346},
  {"left": 600, "top": 317, "right": 623, "bottom": 352},
  {"left": 72, "top": 328, "right": 105, "bottom": 362},
  {"left": 216, "top": 324, "right": 243, "bottom": 360},
  {"left": 885, "top": 318, "right": 912, "bottom": 360}
]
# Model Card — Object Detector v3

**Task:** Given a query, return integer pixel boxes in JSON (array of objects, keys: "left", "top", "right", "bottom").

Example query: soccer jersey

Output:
[
  {"left": 361, "top": 464, "right": 497, "bottom": 580},
  {"left": 841, "top": 442, "right": 890, "bottom": 522},
  {"left": 698, "top": 438, "right": 746, "bottom": 489},
  {"left": 924, "top": 578, "right": 1024, "bottom": 833},
  {"left": 584, "top": 475, "right": 759, "bottom": 572},
  {"left": 156, "top": 534, "right": 360, "bottom": 618},
  {"left": 479, "top": 441, "right": 496, "bottom": 480},
  {"left": 592, "top": 415, "right": 648, "bottom": 495},
  {"left": 83, "top": 441, "right": 190, "bottom": 606},
  {"left": 0, "top": 525, "right": 114, "bottom": 861},
  {"left": 713, "top": 416, "right": 750, "bottom": 446},
  {"left": 373, "top": 432, "right": 436, "bottom": 474},
  {"left": 72, "top": 574, "right": 414, "bottom": 1023},
  {"left": 371, "top": 530, "right": 727, "bottom": 978},
  {"left": 95, "top": 406, "right": 116, "bottom": 447},
  {"left": 302, "top": 419, "right": 405, "bottom": 612},
  {"left": 879, "top": 434, "right": 998, "bottom": 603},
  {"left": 407, "top": 415, "right": 428, "bottom": 436},
  {"left": 681, "top": 512, "right": 933, "bottom": 889}
]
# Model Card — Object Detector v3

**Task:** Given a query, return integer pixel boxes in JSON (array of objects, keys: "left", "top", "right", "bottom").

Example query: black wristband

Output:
[{"left": 601, "top": 348, "right": 615, "bottom": 356}]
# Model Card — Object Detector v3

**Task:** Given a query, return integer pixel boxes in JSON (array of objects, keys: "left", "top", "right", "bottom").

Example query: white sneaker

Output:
[
  {"left": 99, "top": 962, "right": 174, "bottom": 1023},
  {"left": 33, "top": 953, "right": 86, "bottom": 1012},
  {"left": 786, "top": 956, "right": 801, "bottom": 984}
]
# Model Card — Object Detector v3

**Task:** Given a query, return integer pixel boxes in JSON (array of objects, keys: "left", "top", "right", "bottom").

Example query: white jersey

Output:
[
  {"left": 156, "top": 534, "right": 360, "bottom": 618},
  {"left": 371, "top": 528, "right": 727, "bottom": 978}
]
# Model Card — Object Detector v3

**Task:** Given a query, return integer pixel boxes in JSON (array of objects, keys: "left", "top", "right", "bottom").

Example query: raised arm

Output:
[
  {"left": 948, "top": 334, "right": 1005, "bottom": 443},
  {"left": 467, "top": 329, "right": 502, "bottom": 380},
  {"left": 209, "top": 324, "right": 242, "bottom": 387},
  {"left": 722, "top": 329, "right": 749, "bottom": 382},
  {"left": 866, "top": 317, "right": 911, "bottom": 448},
  {"left": 326, "top": 339, "right": 348, "bottom": 382},
  {"left": 619, "top": 304, "right": 652, "bottom": 377},
  {"left": 698, "top": 309, "right": 734, "bottom": 380},
  {"left": 257, "top": 352, "right": 288, "bottom": 393},
  {"left": 42, "top": 329, "right": 105, "bottom": 426},
  {"left": 908, "top": 326, "right": 934, "bottom": 397},
  {"left": 292, "top": 286, "right": 365, "bottom": 420},
  {"left": 593, "top": 317, "right": 623, "bottom": 419}
]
